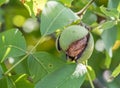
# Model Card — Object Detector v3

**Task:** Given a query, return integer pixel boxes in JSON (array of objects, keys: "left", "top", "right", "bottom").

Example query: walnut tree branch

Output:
[{"left": 76, "top": 0, "right": 95, "bottom": 17}]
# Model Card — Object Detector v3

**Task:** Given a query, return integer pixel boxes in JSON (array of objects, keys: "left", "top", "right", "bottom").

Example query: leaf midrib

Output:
[{"left": 42, "top": 8, "right": 66, "bottom": 35}]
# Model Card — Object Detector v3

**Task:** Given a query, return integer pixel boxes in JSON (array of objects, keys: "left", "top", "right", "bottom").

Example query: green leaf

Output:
[
  {"left": 101, "top": 52, "right": 112, "bottom": 69},
  {"left": 86, "top": 66, "right": 96, "bottom": 80},
  {"left": 35, "top": 64, "right": 86, "bottom": 88},
  {"left": 13, "top": 56, "right": 29, "bottom": 74},
  {"left": 100, "top": 6, "right": 119, "bottom": 19},
  {"left": 0, "top": 77, "right": 7, "bottom": 88},
  {"left": 104, "top": 52, "right": 112, "bottom": 69},
  {"left": 33, "top": 0, "right": 47, "bottom": 15},
  {"left": 101, "top": 26, "right": 117, "bottom": 57},
  {"left": 0, "top": 0, "right": 6, "bottom": 6},
  {"left": 22, "top": 0, "right": 47, "bottom": 16},
  {"left": 1, "top": 74, "right": 34, "bottom": 88},
  {"left": 14, "top": 74, "right": 34, "bottom": 88},
  {"left": 59, "top": 0, "right": 73, "bottom": 6},
  {"left": 0, "top": 9, "right": 4, "bottom": 23},
  {"left": 99, "top": 21, "right": 116, "bottom": 32},
  {"left": 0, "top": 29, "right": 26, "bottom": 62},
  {"left": 40, "top": 1, "right": 79, "bottom": 35},
  {"left": 111, "top": 64, "right": 120, "bottom": 78},
  {"left": 94, "top": 0, "right": 108, "bottom": 7},
  {"left": 7, "top": 76, "right": 16, "bottom": 88},
  {"left": 117, "top": 2, "right": 120, "bottom": 13},
  {"left": 0, "top": 76, "right": 16, "bottom": 88},
  {"left": 22, "top": 0, "right": 34, "bottom": 17},
  {"left": 60, "top": 0, "right": 73, "bottom": 6},
  {"left": 28, "top": 52, "right": 65, "bottom": 83},
  {"left": 49, "top": 0, "right": 73, "bottom": 6},
  {"left": 117, "top": 22, "right": 120, "bottom": 40},
  {"left": 92, "top": 21, "right": 116, "bottom": 35},
  {"left": 82, "top": 10, "right": 97, "bottom": 25},
  {"left": 0, "top": 65, "right": 4, "bottom": 79},
  {"left": 108, "top": 0, "right": 120, "bottom": 9}
]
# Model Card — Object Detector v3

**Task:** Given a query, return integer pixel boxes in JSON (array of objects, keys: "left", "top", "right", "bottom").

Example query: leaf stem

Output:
[
  {"left": 76, "top": 0, "right": 95, "bottom": 17},
  {"left": 87, "top": 71, "right": 95, "bottom": 88},
  {"left": 4, "top": 35, "right": 46, "bottom": 75},
  {"left": 86, "top": 61, "right": 95, "bottom": 88}
]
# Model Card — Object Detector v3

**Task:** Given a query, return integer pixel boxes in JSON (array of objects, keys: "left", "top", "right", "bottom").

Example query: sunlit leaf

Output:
[
  {"left": 0, "top": 0, "right": 6, "bottom": 6},
  {"left": 86, "top": 66, "right": 96, "bottom": 80},
  {"left": 21, "top": 0, "right": 47, "bottom": 16},
  {"left": 22, "top": 0, "right": 34, "bottom": 16},
  {"left": 35, "top": 64, "right": 86, "bottom": 88},
  {"left": 33, "top": 0, "right": 47, "bottom": 15},
  {"left": 40, "top": 1, "right": 79, "bottom": 35},
  {"left": 112, "top": 40, "right": 120, "bottom": 50},
  {"left": 0, "top": 29, "right": 26, "bottom": 63},
  {"left": 117, "top": 2, "right": 120, "bottom": 13},
  {"left": 28, "top": 52, "right": 65, "bottom": 83},
  {"left": 111, "top": 64, "right": 120, "bottom": 78}
]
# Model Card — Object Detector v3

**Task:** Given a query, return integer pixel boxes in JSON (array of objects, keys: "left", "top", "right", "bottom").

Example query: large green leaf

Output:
[
  {"left": 28, "top": 52, "right": 65, "bottom": 83},
  {"left": 35, "top": 64, "right": 85, "bottom": 88},
  {"left": 101, "top": 26, "right": 117, "bottom": 57},
  {"left": 0, "top": 29, "right": 26, "bottom": 62},
  {"left": 108, "top": 0, "right": 120, "bottom": 9},
  {"left": 40, "top": 1, "right": 79, "bottom": 35}
]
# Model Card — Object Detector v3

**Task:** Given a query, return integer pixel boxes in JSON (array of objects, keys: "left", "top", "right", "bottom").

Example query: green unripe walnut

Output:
[{"left": 56, "top": 25, "right": 94, "bottom": 63}]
